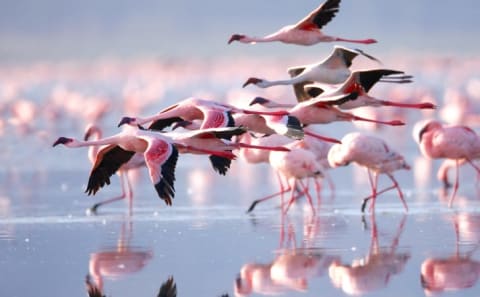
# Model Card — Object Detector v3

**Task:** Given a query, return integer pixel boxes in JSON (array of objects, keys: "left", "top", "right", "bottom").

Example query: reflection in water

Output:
[
  {"left": 87, "top": 220, "right": 153, "bottom": 292},
  {"left": 236, "top": 214, "right": 338, "bottom": 296},
  {"left": 328, "top": 214, "right": 410, "bottom": 295},
  {"left": 421, "top": 212, "right": 480, "bottom": 295}
]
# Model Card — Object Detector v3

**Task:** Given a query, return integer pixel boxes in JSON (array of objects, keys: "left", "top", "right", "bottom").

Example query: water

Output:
[{"left": 1, "top": 2, "right": 480, "bottom": 295}]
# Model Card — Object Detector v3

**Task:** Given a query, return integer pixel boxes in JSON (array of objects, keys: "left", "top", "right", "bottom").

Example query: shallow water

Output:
[{"left": 2, "top": 157, "right": 480, "bottom": 297}]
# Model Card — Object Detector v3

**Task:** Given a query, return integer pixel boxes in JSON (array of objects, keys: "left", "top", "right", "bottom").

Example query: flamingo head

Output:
[
  {"left": 228, "top": 34, "right": 246, "bottom": 44},
  {"left": 117, "top": 116, "right": 138, "bottom": 127},
  {"left": 242, "top": 77, "right": 263, "bottom": 88},
  {"left": 412, "top": 119, "right": 441, "bottom": 144},
  {"left": 248, "top": 97, "right": 270, "bottom": 107},
  {"left": 53, "top": 137, "right": 73, "bottom": 147}
]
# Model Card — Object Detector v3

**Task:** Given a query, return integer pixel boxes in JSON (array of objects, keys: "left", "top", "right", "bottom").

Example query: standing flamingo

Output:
[
  {"left": 242, "top": 46, "right": 379, "bottom": 102},
  {"left": 303, "top": 69, "right": 436, "bottom": 110},
  {"left": 413, "top": 120, "right": 480, "bottom": 207},
  {"left": 249, "top": 97, "right": 405, "bottom": 128},
  {"left": 248, "top": 140, "right": 326, "bottom": 214},
  {"left": 228, "top": 0, "right": 376, "bottom": 46},
  {"left": 328, "top": 132, "right": 410, "bottom": 212},
  {"left": 83, "top": 124, "right": 146, "bottom": 213}
]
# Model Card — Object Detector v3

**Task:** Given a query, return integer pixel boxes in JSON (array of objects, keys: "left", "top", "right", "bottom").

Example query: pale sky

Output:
[{"left": 0, "top": 0, "right": 478, "bottom": 62}]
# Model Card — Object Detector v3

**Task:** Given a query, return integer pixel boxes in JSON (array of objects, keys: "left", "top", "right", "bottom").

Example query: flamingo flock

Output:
[{"left": 50, "top": 0, "right": 480, "bottom": 215}]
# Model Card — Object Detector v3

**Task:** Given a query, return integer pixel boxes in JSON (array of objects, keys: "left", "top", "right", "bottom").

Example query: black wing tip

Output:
[
  {"left": 157, "top": 276, "right": 177, "bottom": 297},
  {"left": 209, "top": 155, "right": 232, "bottom": 175}
]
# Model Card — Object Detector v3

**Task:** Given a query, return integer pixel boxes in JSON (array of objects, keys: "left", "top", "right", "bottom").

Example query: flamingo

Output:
[
  {"left": 53, "top": 126, "right": 289, "bottom": 205},
  {"left": 248, "top": 141, "right": 326, "bottom": 214},
  {"left": 249, "top": 97, "right": 405, "bottom": 127},
  {"left": 228, "top": 0, "right": 376, "bottom": 46},
  {"left": 83, "top": 124, "right": 146, "bottom": 213},
  {"left": 303, "top": 69, "right": 436, "bottom": 110},
  {"left": 413, "top": 120, "right": 480, "bottom": 207},
  {"left": 118, "top": 97, "right": 289, "bottom": 132},
  {"left": 242, "top": 46, "right": 380, "bottom": 102},
  {"left": 328, "top": 132, "right": 410, "bottom": 212}
]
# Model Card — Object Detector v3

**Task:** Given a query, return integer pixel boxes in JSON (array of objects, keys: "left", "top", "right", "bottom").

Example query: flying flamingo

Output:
[
  {"left": 228, "top": 0, "right": 376, "bottom": 46},
  {"left": 83, "top": 124, "right": 146, "bottom": 213},
  {"left": 328, "top": 132, "right": 410, "bottom": 212},
  {"left": 53, "top": 126, "right": 289, "bottom": 205},
  {"left": 118, "top": 97, "right": 289, "bottom": 132},
  {"left": 303, "top": 69, "right": 436, "bottom": 110},
  {"left": 413, "top": 120, "right": 480, "bottom": 207},
  {"left": 242, "top": 46, "right": 380, "bottom": 102},
  {"left": 249, "top": 97, "right": 405, "bottom": 128}
]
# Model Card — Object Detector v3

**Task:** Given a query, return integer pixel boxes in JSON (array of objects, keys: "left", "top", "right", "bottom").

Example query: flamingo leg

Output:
[
  {"left": 124, "top": 171, "right": 134, "bottom": 215},
  {"left": 467, "top": 158, "right": 480, "bottom": 174},
  {"left": 88, "top": 172, "right": 127, "bottom": 214},
  {"left": 369, "top": 171, "right": 379, "bottom": 213},
  {"left": 247, "top": 185, "right": 291, "bottom": 213},
  {"left": 284, "top": 179, "right": 298, "bottom": 214},
  {"left": 386, "top": 173, "right": 408, "bottom": 212},
  {"left": 313, "top": 177, "right": 322, "bottom": 206},
  {"left": 299, "top": 180, "right": 315, "bottom": 214},
  {"left": 361, "top": 184, "right": 396, "bottom": 212},
  {"left": 448, "top": 160, "right": 460, "bottom": 208}
]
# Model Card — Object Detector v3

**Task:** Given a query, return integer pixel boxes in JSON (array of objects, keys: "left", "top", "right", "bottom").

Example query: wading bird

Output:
[
  {"left": 242, "top": 46, "right": 379, "bottom": 102},
  {"left": 328, "top": 132, "right": 410, "bottom": 212},
  {"left": 228, "top": 0, "right": 376, "bottom": 46},
  {"left": 413, "top": 120, "right": 480, "bottom": 207}
]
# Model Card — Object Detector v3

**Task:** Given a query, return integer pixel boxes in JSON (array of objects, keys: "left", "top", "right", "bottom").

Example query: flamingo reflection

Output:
[
  {"left": 421, "top": 212, "right": 480, "bottom": 295},
  {"left": 87, "top": 221, "right": 153, "bottom": 292},
  {"left": 328, "top": 214, "right": 410, "bottom": 295},
  {"left": 236, "top": 214, "right": 338, "bottom": 296}
]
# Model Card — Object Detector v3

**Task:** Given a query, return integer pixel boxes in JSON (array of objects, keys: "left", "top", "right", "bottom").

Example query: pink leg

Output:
[
  {"left": 299, "top": 180, "right": 316, "bottom": 214},
  {"left": 365, "top": 169, "right": 378, "bottom": 213},
  {"left": 89, "top": 172, "right": 127, "bottom": 214},
  {"left": 448, "top": 160, "right": 460, "bottom": 208},
  {"left": 314, "top": 177, "right": 322, "bottom": 206},
  {"left": 387, "top": 173, "right": 408, "bottom": 212},
  {"left": 361, "top": 184, "right": 396, "bottom": 212},
  {"left": 335, "top": 37, "right": 377, "bottom": 44},
  {"left": 247, "top": 185, "right": 291, "bottom": 213},
  {"left": 284, "top": 179, "right": 299, "bottom": 214},
  {"left": 124, "top": 171, "right": 134, "bottom": 215}
]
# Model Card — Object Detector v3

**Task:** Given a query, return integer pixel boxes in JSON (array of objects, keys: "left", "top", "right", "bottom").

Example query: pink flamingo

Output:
[
  {"left": 248, "top": 141, "right": 326, "bottom": 214},
  {"left": 118, "top": 97, "right": 289, "bottom": 131},
  {"left": 413, "top": 120, "right": 480, "bottom": 207},
  {"left": 228, "top": 0, "right": 376, "bottom": 46},
  {"left": 328, "top": 132, "right": 410, "bottom": 212},
  {"left": 304, "top": 69, "right": 436, "bottom": 110},
  {"left": 83, "top": 124, "right": 146, "bottom": 213},
  {"left": 53, "top": 126, "right": 289, "bottom": 205},
  {"left": 249, "top": 97, "right": 405, "bottom": 127},
  {"left": 242, "top": 46, "right": 379, "bottom": 102}
]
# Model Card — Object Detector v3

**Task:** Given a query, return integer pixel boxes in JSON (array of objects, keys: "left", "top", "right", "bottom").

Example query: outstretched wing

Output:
[
  {"left": 357, "top": 69, "right": 407, "bottom": 93},
  {"left": 288, "top": 66, "right": 313, "bottom": 102},
  {"left": 85, "top": 145, "right": 135, "bottom": 195},
  {"left": 294, "top": 0, "right": 341, "bottom": 30},
  {"left": 145, "top": 139, "right": 178, "bottom": 206}
]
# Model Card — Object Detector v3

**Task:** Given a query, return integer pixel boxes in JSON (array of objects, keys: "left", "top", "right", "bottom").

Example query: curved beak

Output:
[
  {"left": 52, "top": 137, "right": 72, "bottom": 147},
  {"left": 249, "top": 96, "right": 270, "bottom": 106},
  {"left": 228, "top": 34, "right": 245, "bottom": 44},
  {"left": 117, "top": 117, "right": 133, "bottom": 127},
  {"left": 242, "top": 77, "right": 262, "bottom": 88}
]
